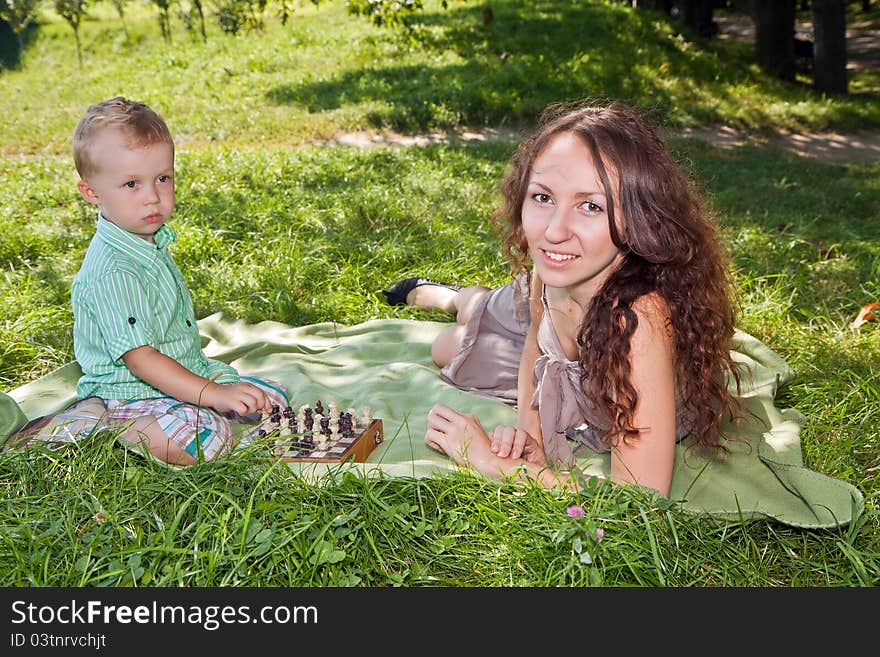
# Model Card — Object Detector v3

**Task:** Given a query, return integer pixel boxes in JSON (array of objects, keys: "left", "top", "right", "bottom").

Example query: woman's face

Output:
[{"left": 521, "top": 132, "right": 624, "bottom": 305}]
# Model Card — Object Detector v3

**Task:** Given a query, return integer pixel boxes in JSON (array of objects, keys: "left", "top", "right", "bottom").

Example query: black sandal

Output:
[{"left": 382, "top": 277, "right": 463, "bottom": 306}]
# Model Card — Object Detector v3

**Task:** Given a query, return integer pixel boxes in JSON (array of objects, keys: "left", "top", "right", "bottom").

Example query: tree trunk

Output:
[
  {"left": 642, "top": 0, "right": 674, "bottom": 13},
  {"left": 694, "top": 0, "right": 716, "bottom": 36},
  {"left": 812, "top": 0, "right": 848, "bottom": 94},
  {"left": 194, "top": 0, "right": 207, "bottom": 42},
  {"left": 678, "top": 0, "right": 696, "bottom": 26},
  {"left": 74, "top": 26, "right": 82, "bottom": 67},
  {"left": 750, "top": 0, "right": 796, "bottom": 81},
  {"left": 0, "top": 18, "right": 21, "bottom": 68}
]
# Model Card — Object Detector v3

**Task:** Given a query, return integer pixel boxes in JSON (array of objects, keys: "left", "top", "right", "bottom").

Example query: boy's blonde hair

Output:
[{"left": 73, "top": 96, "right": 174, "bottom": 179}]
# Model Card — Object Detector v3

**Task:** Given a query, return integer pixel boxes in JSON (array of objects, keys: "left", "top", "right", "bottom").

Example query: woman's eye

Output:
[
  {"left": 582, "top": 201, "right": 602, "bottom": 213},
  {"left": 533, "top": 193, "right": 552, "bottom": 204}
]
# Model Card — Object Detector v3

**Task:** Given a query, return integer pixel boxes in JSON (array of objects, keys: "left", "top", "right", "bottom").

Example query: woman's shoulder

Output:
[{"left": 630, "top": 292, "right": 674, "bottom": 343}]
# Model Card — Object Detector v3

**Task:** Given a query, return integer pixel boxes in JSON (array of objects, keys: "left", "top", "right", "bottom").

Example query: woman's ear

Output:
[{"left": 76, "top": 179, "right": 100, "bottom": 205}]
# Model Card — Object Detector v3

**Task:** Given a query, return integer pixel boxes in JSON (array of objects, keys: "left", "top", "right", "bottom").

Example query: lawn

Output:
[{"left": 0, "top": 0, "right": 878, "bottom": 586}]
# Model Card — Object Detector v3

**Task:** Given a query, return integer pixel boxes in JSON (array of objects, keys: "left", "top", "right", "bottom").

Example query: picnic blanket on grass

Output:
[{"left": 1, "top": 313, "right": 864, "bottom": 529}]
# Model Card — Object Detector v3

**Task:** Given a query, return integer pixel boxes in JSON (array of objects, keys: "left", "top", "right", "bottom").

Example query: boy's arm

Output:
[{"left": 123, "top": 346, "right": 270, "bottom": 416}]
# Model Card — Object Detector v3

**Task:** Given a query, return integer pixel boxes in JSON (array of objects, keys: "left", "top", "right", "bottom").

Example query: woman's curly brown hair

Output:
[{"left": 493, "top": 98, "right": 743, "bottom": 454}]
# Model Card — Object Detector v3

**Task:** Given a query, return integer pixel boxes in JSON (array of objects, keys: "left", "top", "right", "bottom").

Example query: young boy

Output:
[{"left": 71, "top": 96, "right": 288, "bottom": 466}]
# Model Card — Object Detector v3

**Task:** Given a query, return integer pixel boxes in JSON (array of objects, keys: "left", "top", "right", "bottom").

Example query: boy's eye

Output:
[
  {"left": 124, "top": 181, "right": 136, "bottom": 188},
  {"left": 158, "top": 175, "right": 170, "bottom": 183}
]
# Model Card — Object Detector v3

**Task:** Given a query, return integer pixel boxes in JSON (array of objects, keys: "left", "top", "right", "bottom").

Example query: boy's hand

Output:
[{"left": 203, "top": 381, "right": 270, "bottom": 417}]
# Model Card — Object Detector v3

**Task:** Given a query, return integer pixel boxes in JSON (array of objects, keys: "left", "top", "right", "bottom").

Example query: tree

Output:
[
  {"left": 110, "top": 0, "right": 129, "bottom": 39},
  {"left": 153, "top": 0, "right": 172, "bottom": 41},
  {"left": 54, "top": 0, "right": 88, "bottom": 66},
  {"left": 811, "top": 0, "right": 847, "bottom": 93},
  {"left": 0, "top": 0, "right": 40, "bottom": 52},
  {"left": 179, "top": 0, "right": 207, "bottom": 41},
  {"left": 749, "top": 0, "right": 796, "bottom": 81},
  {"left": 675, "top": 1, "right": 717, "bottom": 36},
  {"left": 192, "top": 0, "right": 206, "bottom": 41},
  {"left": 347, "top": 0, "right": 423, "bottom": 28}
]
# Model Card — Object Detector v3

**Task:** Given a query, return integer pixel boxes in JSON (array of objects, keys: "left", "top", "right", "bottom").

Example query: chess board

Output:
[
  {"left": 245, "top": 402, "right": 384, "bottom": 463},
  {"left": 273, "top": 418, "right": 384, "bottom": 463}
]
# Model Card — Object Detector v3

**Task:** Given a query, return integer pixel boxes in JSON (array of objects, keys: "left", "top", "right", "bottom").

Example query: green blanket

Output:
[{"left": 2, "top": 313, "right": 864, "bottom": 529}]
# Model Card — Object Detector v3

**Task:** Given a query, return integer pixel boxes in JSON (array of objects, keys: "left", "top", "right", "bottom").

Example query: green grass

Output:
[
  {"left": 1, "top": 0, "right": 879, "bottom": 158},
  {"left": 1, "top": 1, "right": 878, "bottom": 586}
]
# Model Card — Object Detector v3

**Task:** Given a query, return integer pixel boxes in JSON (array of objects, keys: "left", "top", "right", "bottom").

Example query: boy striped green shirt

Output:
[{"left": 71, "top": 215, "right": 239, "bottom": 400}]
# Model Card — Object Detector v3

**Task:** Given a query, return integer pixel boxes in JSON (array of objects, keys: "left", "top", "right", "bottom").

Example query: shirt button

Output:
[
  {"left": 186, "top": 320, "right": 192, "bottom": 327},
  {"left": 128, "top": 317, "right": 136, "bottom": 325}
]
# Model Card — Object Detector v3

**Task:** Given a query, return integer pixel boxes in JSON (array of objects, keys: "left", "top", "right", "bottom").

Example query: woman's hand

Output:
[
  {"left": 425, "top": 403, "right": 548, "bottom": 476},
  {"left": 490, "top": 425, "right": 546, "bottom": 464},
  {"left": 425, "top": 403, "right": 502, "bottom": 472}
]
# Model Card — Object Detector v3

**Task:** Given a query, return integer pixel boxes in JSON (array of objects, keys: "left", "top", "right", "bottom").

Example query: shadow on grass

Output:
[
  {"left": 678, "top": 138, "right": 879, "bottom": 341},
  {"left": 0, "top": 20, "right": 39, "bottom": 71},
  {"left": 266, "top": 1, "right": 687, "bottom": 131},
  {"left": 266, "top": 0, "right": 878, "bottom": 133},
  {"left": 173, "top": 142, "right": 515, "bottom": 327}
]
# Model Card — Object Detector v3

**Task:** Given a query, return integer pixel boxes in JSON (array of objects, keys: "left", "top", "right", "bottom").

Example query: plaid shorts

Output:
[{"left": 103, "top": 375, "right": 289, "bottom": 461}]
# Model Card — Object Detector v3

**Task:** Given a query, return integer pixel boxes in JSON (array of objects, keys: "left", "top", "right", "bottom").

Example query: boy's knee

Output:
[{"left": 119, "top": 416, "right": 198, "bottom": 466}]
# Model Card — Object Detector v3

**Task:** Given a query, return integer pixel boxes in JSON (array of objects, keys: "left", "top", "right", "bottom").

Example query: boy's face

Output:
[{"left": 76, "top": 127, "right": 175, "bottom": 243}]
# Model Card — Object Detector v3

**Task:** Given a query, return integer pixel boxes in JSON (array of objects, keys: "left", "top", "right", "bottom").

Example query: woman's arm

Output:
[
  {"left": 517, "top": 271, "right": 544, "bottom": 441},
  {"left": 608, "top": 294, "right": 677, "bottom": 497},
  {"left": 426, "top": 403, "right": 579, "bottom": 490},
  {"left": 490, "top": 272, "right": 544, "bottom": 459}
]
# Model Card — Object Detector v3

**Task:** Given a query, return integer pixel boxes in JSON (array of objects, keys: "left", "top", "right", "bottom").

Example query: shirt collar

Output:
[{"left": 95, "top": 214, "right": 176, "bottom": 264}]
